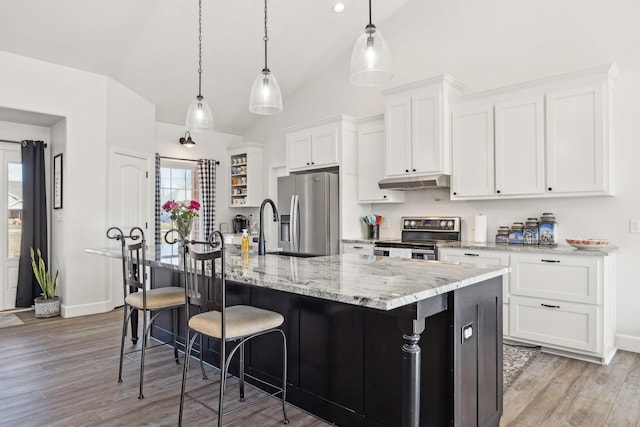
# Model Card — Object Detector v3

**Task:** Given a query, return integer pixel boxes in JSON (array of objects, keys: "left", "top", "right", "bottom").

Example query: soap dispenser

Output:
[{"left": 241, "top": 229, "right": 250, "bottom": 254}]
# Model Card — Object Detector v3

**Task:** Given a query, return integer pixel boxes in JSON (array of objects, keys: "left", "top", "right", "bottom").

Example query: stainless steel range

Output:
[{"left": 373, "top": 216, "right": 461, "bottom": 260}]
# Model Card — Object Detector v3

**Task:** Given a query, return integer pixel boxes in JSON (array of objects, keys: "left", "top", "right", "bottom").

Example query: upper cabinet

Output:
[
  {"left": 229, "top": 142, "right": 264, "bottom": 207},
  {"left": 451, "top": 63, "right": 618, "bottom": 200},
  {"left": 285, "top": 116, "right": 356, "bottom": 172},
  {"left": 381, "top": 75, "right": 464, "bottom": 178},
  {"left": 356, "top": 116, "right": 404, "bottom": 203}
]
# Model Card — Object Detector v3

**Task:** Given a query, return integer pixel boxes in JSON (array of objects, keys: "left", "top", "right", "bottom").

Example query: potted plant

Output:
[{"left": 30, "top": 247, "right": 60, "bottom": 318}]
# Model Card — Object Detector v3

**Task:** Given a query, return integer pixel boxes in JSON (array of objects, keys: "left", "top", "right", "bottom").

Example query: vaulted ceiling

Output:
[{"left": 0, "top": 0, "right": 408, "bottom": 135}]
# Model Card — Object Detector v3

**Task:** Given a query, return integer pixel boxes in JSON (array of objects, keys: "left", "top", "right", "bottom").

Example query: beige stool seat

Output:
[
  {"left": 189, "top": 305, "right": 284, "bottom": 340},
  {"left": 126, "top": 287, "right": 185, "bottom": 310}
]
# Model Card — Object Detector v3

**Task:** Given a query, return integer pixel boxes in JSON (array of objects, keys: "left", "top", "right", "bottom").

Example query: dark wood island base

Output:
[{"left": 151, "top": 265, "right": 503, "bottom": 427}]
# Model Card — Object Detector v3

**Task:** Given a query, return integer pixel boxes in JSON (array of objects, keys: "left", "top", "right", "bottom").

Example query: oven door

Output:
[
  {"left": 373, "top": 246, "right": 436, "bottom": 260},
  {"left": 410, "top": 248, "right": 436, "bottom": 260}
]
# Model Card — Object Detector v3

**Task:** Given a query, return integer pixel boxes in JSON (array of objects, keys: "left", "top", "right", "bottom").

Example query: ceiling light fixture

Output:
[
  {"left": 349, "top": 0, "right": 392, "bottom": 86},
  {"left": 185, "top": 0, "right": 214, "bottom": 132},
  {"left": 249, "top": 0, "right": 283, "bottom": 115},
  {"left": 332, "top": 0, "right": 348, "bottom": 13},
  {"left": 179, "top": 131, "right": 196, "bottom": 148}
]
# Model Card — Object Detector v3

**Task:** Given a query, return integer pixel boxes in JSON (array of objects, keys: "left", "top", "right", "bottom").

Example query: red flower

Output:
[{"left": 189, "top": 200, "right": 201, "bottom": 210}]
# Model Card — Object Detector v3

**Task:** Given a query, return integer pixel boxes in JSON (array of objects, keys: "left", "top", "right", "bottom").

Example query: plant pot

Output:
[{"left": 34, "top": 296, "right": 60, "bottom": 318}]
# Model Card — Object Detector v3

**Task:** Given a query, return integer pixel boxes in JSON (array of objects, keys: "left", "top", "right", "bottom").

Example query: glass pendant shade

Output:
[
  {"left": 249, "top": 69, "right": 283, "bottom": 115},
  {"left": 350, "top": 26, "right": 393, "bottom": 86},
  {"left": 185, "top": 95, "right": 214, "bottom": 132}
]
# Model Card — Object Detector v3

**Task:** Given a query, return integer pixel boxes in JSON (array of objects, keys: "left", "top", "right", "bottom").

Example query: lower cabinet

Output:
[
  {"left": 439, "top": 247, "right": 617, "bottom": 364},
  {"left": 341, "top": 241, "right": 375, "bottom": 255}
]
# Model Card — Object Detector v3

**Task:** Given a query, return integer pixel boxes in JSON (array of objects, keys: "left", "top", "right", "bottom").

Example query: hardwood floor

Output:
[
  {"left": 1, "top": 309, "right": 638, "bottom": 426},
  {"left": 0, "top": 309, "right": 329, "bottom": 426},
  {"left": 501, "top": 349, "right": 640, "bottom": 426}
]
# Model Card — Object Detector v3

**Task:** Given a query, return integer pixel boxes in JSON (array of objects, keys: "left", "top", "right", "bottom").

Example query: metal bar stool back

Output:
[
  {"left": 107, "top": 226, "right": 185, "bottom": 399},
  {"left": 177, "top": 231, "right": 289, "bottom": 426}
]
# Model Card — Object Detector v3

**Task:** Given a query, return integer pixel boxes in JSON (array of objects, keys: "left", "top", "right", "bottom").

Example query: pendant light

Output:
[
  {"left": 249, "top": 0, "right": 283, "bottom": 115},
  {"left": 349, "top": 0, "right": 393, "bottom": 86},
  {"left": 185, "top": 0, "right": 214, "bottom": 131}
]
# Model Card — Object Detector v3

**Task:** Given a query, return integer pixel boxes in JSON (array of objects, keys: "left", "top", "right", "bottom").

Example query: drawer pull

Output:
[
  {"left": 541, "top": 303, "right": 560, "bottom": 309},
  {"left": 352, "top": 246, "right": 363, "bottom": 249},
  {"left": 541, "top": 259, "right": 560, "bottom": 263},
  {"left": 464, "top": 253, "right": 480, "bottom": 257}
]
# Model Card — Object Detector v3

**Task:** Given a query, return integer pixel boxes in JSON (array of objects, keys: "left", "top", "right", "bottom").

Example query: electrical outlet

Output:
[
  {"left": 461, "top": 322, "right": 473, "bottom": 344},
  {"left": 630, "top": 220, "right": 640, "bottom": 233}
]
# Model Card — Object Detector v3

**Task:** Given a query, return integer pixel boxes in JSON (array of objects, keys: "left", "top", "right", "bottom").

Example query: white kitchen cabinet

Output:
[
  {"left": 546, "top": 83, "right": 608, "bottom": 194},
  {"left": 508, "top": 251, "right": 616, "bottom": 364},
  {"left": 494, "top": 96, "right": 545, "bottom": 196},
  {"left": 451, "top": 101, "right": 495, "bottom": 198},
  {"left": 341, "top": 242, "right": 375, "bottom": 255},
  {"left": 381, "top": 74, "right": 463, "bottom": 178},
  {"left": 286, "top": 121, "right": 339, "bottom": 171},
  {"left": 357, "top": 116, "right": 404, "bottom": 203},
  {"left": 438, "top": 247, "right": 510, "bottom": 333},
  {"left": 451, "top": 63, "right": 618, "bottom": 201},
  {"left": 228, "top": 142, "right": 263, "bottom": 207}
]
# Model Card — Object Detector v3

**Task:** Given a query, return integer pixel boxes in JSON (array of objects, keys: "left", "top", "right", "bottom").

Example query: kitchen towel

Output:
[{"left": 473, "top": 214, "right": 488, "bottom": 243}]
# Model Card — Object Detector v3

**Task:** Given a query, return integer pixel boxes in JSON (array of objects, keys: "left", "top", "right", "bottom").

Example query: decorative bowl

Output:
[{"left": 565, "top": 238, "right": 609, "bottom": 250}]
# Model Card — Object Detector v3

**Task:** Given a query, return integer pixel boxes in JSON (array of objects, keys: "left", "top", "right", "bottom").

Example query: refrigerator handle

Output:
[
  {"left": 292, "top": 194, "right": 300, "bottom": 252},
  {"left": 290, "top": 195, "right": 297, "bottom": 250}
]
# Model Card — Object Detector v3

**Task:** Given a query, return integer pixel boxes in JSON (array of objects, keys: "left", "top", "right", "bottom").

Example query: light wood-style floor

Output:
[{"left": 1, "top": 309, "right": 638, "bottom": 426}]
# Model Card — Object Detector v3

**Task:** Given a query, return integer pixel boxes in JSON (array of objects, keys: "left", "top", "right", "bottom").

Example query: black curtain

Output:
[{"left": 16, "top": 140, "right": 48, "bottom": 307}]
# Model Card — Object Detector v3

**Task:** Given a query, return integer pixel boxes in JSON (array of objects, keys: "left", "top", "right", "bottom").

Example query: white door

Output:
[
  {"left": 0, "top": 146, "right": 21, "bottom": 310},
  {"left": 412, "top": 85, "right": 443, "bottom": 174},
  {"left": 384, "top": 95, "right": 412, "bottom": 177},
  {"left": 109, "top": 151, "right": 149, "bottom": 307}
]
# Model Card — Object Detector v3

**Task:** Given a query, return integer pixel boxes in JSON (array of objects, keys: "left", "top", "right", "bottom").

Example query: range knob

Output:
[
  {"left": 404, "top": 220, "right": 410, "bottom": 227},
  {"left": 440, "top": 220, "right": 447, "bottom": 228},
  {"left": 410, "top": 220, "right": 416, "bottom": 227},
  {"left": 447, "top": 220, "right": 454, "bottom": 229}
]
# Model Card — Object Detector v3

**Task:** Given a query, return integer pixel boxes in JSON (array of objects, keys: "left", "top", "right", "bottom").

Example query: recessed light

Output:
[{"left": 332, "top": 0, "right": 347, "bottom": 13}]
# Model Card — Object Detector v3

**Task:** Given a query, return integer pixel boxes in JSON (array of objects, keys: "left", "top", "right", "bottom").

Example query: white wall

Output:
[
  {"left": 155, "top": 121, "right": 243, "bottom": 232},
  {"left": 243, "top": 0, "right": 640, "bottom": 351}
]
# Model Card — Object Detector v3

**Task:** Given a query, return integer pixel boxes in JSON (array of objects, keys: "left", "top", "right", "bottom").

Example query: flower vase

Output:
[{"left": 175, "top": 217, "right": 193, "bottom": 240}]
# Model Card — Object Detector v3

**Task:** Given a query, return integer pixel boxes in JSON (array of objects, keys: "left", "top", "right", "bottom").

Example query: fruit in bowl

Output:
[{"left": 566, "top": 238, "right": 609, "bottom": 250}]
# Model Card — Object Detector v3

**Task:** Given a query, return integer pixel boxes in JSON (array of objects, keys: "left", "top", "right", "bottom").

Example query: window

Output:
[
  {"left": 7, "top": 162, "right": 22, "bottom": 258},
  {"left": 158, "top": 160, "right": 200, "bottom": 258}
]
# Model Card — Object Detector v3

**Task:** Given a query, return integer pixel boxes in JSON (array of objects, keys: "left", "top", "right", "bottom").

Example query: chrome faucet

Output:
[{"left": 258, "top": 198, "right": 279, "bottom": 255}]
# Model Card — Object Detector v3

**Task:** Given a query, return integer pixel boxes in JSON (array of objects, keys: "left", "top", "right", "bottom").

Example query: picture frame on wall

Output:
[{"left": 53, "top": 153, "right": 63, "bottom": 209}]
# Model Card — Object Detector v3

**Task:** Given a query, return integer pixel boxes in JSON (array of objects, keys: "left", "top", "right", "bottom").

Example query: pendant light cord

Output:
[
  {"left": 197, "top": 0, "right": 203, "bottom": 98},
  {"left": 368, "top": 0, "right": 372, "bottom": 26},
  {"left": 263, "top": 0, "right": 269, "bottom": 71}
]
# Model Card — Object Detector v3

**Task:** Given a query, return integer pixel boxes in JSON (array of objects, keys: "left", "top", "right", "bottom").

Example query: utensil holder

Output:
[{"left": 367, "top": 224, "right": 379, "bottom": 239}]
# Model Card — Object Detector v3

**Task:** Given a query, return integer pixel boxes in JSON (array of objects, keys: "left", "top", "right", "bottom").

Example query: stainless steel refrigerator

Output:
[{"left": 277, "top": 172, "right": 339, "bottom": 256}]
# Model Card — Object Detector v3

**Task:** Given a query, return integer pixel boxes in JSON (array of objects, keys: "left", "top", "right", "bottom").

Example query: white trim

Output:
[
  {"left": 61, "top": 300, "right": 111, "bottom": 318},
  {"left": 616, "top": 334, "right": 640, "bottom": 354}
]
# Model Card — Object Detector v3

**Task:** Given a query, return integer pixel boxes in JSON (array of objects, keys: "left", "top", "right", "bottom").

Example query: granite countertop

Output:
[
  {"left": 437, "top": 241, "right": 618, "bottom": 256},
  {"left": 342, "top": 238, "right": 378, "bottom": 244},
  {"left": 87, "top": 245, "right": 509, "bottom": 311}
]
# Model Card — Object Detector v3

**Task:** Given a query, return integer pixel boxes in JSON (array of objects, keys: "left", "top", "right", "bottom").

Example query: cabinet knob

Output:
[
  {"left": 548, "top": 187, "right": 553, "bottom": 191},
  {"left": 453, "top": 192, "right": 457, "bottom": 196},
  {"left": 496, "top": 190, "right": 501, "bottom": 194},
  {"left": 311, "top": 162, "right": 315, "bottom": 165},
  {"left": 306, "top": 162, "right": 310, "bottom": 165},
  {"left": 412, "top": 168, "right": 416, "bottom": 172},
  {"left": 383, "top": 195, "right": 387, "bottom": 198},
  {"left": 405, "top": 169, "right": 409, "bottom": 173}
]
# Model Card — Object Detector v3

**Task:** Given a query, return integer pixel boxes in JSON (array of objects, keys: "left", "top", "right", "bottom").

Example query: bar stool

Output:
[
  {"left": 177, "top": 231, "right": 288, "bottom": 426},
  {"left": 107, "top": 226, "right": 185, "bottom": 399}
]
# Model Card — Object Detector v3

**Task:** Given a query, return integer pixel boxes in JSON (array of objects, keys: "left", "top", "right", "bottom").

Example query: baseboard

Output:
[
  {"left": 61, "top": 300, "right": 113, "bottom": 318},
  {"left": 616, "top": 334, "right": 640, "bottom": 353}
]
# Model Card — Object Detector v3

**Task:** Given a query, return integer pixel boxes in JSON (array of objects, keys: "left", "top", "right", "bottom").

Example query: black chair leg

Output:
[{"left": 173, "top": 308, "right": 180, "bottom": 364}]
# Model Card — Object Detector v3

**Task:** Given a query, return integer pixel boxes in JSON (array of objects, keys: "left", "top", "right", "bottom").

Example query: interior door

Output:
[
  {"left": 0, "top": 146, "right": 21, "bottom": 310},
  {"left": 109, "top": 151, "right": 149, "bottom": 307}
]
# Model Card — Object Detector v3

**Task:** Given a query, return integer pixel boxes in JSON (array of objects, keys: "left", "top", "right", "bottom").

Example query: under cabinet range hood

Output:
[{"left": 378, "top": 174, "right": 451, "bottom": 191}]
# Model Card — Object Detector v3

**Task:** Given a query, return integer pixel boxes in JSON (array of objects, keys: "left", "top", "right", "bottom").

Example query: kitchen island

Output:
[{"left": 88, "top": 246, "right": 509, "bottom": 426}]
